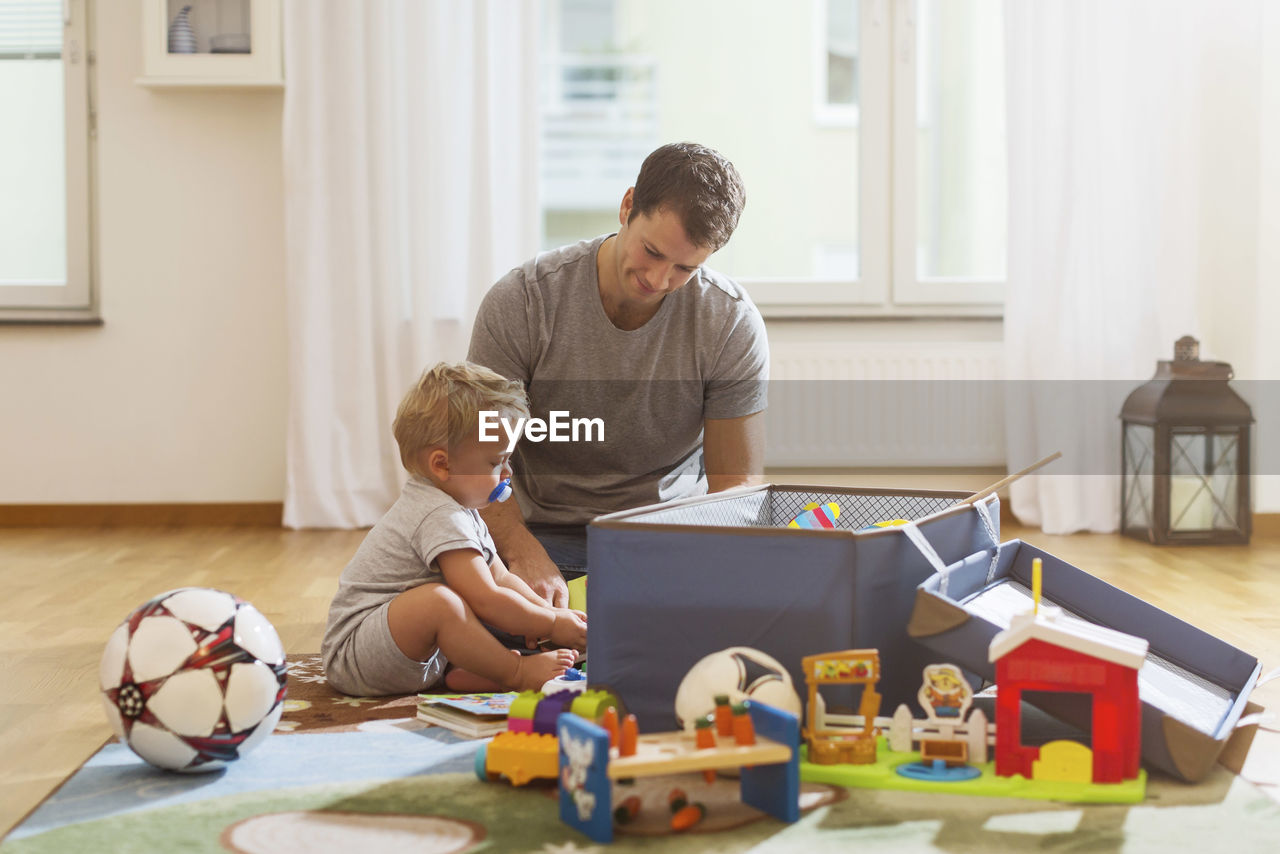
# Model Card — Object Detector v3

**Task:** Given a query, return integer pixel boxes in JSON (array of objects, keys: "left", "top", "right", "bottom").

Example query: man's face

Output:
[{"left": 612, "top": 191, "right": 713, "bottom": 306}]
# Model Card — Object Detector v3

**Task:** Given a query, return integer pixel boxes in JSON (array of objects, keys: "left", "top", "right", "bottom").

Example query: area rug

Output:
[{"left": 4, "top": 656, "right": 1280, "bottom": 853}]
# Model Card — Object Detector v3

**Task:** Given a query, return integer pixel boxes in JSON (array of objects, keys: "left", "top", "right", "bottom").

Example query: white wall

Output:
[
  {"left": 0, "top": 1, "right": 286, "bottom": 503},
  {"left": 0, "top": 1, "right": 1276, "bottom": 512}
]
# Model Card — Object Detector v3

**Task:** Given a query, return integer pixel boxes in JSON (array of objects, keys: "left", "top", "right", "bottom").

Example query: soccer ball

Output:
[
  {"left": 673, "top": 646, "right": 802, "bottom": 730},
  {"left": 98, "top": 588, "right": 288, "bottom": 772}
]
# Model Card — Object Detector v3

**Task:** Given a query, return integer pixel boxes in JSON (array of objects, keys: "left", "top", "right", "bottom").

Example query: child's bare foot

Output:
[
  {"left": 444, "top": 661, "right": 509, "bottom": 694},
  {"left": 511, "top": 648, "right": 577, "bottom": 692}
]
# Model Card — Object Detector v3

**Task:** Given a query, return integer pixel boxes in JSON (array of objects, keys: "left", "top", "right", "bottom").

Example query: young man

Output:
[{"left": 467, "top": 142, "right": 769, "bottom": 607}]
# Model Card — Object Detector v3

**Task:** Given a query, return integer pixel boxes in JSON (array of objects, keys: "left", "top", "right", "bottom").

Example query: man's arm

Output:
[
  {"left": 491, "top": 553, "right": 555, "bottom": 608},
  {"left": 703, "top": 410, "right": 766, "bottom": 493},
  {"left": 479, "top": 498, "right": 570, "bottom": 608},
  {"left": 468, "top": 271, "right": 570, "bottom": 606}
]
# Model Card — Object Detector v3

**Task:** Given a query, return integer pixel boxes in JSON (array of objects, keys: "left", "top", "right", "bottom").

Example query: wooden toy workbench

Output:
[
  {"left": 556, "top": 701, "right": 801, "bottom": 843},
  {"left": 605, "top": 730, "right": 792, "bottom": 779}
]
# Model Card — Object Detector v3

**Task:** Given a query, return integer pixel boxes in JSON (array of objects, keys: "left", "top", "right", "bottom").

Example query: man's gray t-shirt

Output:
[
  {"left": 321, "top": 477, "right": 497, "bottom": 668},
  {"left": 467, "top": 234, "right": 769, "bottom": 526}
]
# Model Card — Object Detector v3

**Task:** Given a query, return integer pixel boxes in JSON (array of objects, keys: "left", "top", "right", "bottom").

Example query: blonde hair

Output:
[{"left": 393, "top": 361, "right": 529, "bottom": 477}]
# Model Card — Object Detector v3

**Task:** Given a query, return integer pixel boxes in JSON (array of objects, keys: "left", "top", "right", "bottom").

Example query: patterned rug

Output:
[{"left": 4, "top": 656, "right": 1280, "bottom": 853}]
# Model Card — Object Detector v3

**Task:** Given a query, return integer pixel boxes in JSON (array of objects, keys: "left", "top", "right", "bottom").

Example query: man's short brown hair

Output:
[
  {"left": 629, "top": 142, "right": 746, "bottom": 251},
  {"left": 392, "top": 361, "right": 529, "bottom": 477}
]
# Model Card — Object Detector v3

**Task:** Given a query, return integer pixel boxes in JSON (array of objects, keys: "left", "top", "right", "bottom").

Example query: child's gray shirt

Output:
[{"left": 321, "top": 477, "right": 497, "bottom": 661}]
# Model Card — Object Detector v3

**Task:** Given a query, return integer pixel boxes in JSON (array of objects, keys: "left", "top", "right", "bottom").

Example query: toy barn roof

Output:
[{"left": 988, "top": 605, "right": 1149, "bottom": 670}]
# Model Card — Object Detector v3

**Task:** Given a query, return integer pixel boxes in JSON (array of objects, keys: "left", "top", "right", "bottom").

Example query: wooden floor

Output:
[{"left": 2, "top": 522, "right": 1278, "bottom": 835}]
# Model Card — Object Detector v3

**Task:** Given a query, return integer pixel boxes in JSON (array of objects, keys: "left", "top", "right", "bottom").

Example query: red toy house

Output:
[{"left": 988, "top": 605, "right": 1148, "bottom": 783}]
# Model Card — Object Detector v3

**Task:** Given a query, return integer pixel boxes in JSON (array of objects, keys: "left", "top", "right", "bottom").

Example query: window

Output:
[
  {"left": 815, "top": 0, "right": 859, "bottom": 125},
  {"left": 537, "top": 0, "right": 1006, "bottom": 316},
  {"left": 0, "top": 0, "right": 96, "bottom": 322},
  {"left": 896, "top": 0, "right": 1005, "bottom": 304}
]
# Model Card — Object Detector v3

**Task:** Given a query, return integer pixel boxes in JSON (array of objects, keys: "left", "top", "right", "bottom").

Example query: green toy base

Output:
[{"left": 800, "top": 739, "right": 1146, "bottom": 804}]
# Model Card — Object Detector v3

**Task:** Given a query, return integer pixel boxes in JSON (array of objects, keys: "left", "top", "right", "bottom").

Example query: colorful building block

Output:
[
  {"left": 507, "top": 690, "right": 542, "bottom": 723},
  {"left": 570, "top": 689, "right": 619, "bottom": 721},
  {"left": 788, "top": 501, "right": 841, "bottom": 529},
  {"left": 483, "top": 731, "right": 559, "bottom": 786}
]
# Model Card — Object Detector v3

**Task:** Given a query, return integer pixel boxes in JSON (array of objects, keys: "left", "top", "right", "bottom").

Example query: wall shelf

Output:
[{"left": 137, "top": 0, "right": 282, "bottom": 88}]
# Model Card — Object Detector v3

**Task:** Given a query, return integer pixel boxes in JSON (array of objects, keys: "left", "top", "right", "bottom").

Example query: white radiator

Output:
[{"left": 765, "top": 341, "right": 1006, "bottom": 467}]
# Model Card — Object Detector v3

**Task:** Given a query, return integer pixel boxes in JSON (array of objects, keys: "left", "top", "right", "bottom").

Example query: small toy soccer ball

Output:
[
  {"left": 674, "top": 646, "right": 802, "bottom": 729},
  {"left": 98, "top": 588, "right": 288, "bottom": 772}
]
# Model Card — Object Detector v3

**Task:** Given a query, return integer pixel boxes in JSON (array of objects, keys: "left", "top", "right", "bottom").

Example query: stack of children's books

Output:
[{"left": 415, "top": 691, "right": 516, "bottom": 738}]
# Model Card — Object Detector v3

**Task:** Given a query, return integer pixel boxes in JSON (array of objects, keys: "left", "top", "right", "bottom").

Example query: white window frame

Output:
[
  {"left": 890, "top": 0, "right": 1004, "bottom": 307},
  {"left": 812, "top": 0, "right": 860, "bottom": 128},
  {"left": 0, "top": 0, "right": 97, "bottom": 323},
  {"left": 750, "top": 0, "right": 890, "bottom": 313},
  {"left": 750, "top": 0, "right": 1003, "bottom": 319}
]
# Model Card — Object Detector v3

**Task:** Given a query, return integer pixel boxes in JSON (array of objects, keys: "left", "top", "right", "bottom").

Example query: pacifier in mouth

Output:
[{"left": 488, "top": 479, "right": 512, "bottom": 503}]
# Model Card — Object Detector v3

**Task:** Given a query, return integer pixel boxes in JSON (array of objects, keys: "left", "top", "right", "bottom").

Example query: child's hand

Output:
[{"left": 549, "top": 608, "right": 587, "bottom": 651}]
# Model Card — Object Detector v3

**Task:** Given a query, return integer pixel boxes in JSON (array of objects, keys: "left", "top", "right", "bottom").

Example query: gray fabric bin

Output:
[
  {"left": 909, "top": 538, "right": 1263, "bottom": 782},
  {"left": 586, "top": 484, "right": 1001, "bottom": 730}
]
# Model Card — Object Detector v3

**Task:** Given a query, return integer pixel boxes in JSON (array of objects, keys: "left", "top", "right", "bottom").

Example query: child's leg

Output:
[
  {"left": 444, "top": 650, "right": 581, "bottom": 693},
  {"left": 444, "top": 661, "right": 513, "bottom": 693},
  {"left": 387, "top": 584, "right": 575, "bottom": 692}
]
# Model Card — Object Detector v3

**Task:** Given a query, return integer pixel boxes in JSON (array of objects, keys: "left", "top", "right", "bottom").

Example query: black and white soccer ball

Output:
[
  {"left": 673, "top": 646, "right": 802, "bottom": 730},
  {"left": 98, "top": 588, "right": 288, "bottom": 772}
]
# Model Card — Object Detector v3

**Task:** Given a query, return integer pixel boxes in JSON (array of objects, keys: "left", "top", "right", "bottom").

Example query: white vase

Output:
[{"left": 168, "top": 5, "right": 198, "bottom": 54}]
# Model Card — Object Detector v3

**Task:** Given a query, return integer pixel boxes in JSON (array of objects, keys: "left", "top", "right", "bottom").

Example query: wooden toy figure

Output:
[
  {"left": 713, "top": 694, "right": 734, "bottom": 736},
  {"left": 801, "top": 649, "right": 882, "bottom": 764},
  {"left": 919, "top": 663, "right": 972, "bottom": 721},
  {"left": 613, "top": 795, "right": 641, "bottom": 824},
  {"left": 908, "top": 663, "right": 979, "bottom": 772},
  {"left": 695, "top": 716, "right": 718, "bottom": 782}
]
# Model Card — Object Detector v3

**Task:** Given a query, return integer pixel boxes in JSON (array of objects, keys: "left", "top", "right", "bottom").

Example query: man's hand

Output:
[
  {"left": 506, "top": 549, "right": 569, "bottom": 609},
  {"left": 549, "top": 608, "right": 587, "bottom": 651}
]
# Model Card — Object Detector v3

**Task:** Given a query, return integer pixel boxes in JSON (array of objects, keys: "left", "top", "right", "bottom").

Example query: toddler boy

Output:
[{"left": 322, "top": 362, "right": 585, "bottom": 696}]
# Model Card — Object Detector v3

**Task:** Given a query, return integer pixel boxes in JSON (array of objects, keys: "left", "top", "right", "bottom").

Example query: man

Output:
[{"left": 467, "top": 142, "right": 768, "bottom": 607}]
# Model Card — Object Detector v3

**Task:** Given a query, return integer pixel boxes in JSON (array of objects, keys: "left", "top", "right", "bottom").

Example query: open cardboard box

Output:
[
  {"left": 586, "top": 484, "right": 1002, "bottom": 730},
  {"left": 909, "top": 538, "right": 1263, "bottom": 782}
]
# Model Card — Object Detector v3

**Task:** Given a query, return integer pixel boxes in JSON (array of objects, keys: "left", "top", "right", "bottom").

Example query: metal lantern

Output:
[{"left": 1120, "top": 336, "right": 1252, "bottom": 544}]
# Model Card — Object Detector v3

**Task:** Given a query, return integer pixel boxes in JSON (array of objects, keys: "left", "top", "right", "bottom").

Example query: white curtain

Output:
[
  {"left": 1002, "top": 0, "right": 1260, "bottom": 533},
  {"left": 281, "top": 1, "right": 540, "bottom": 528}
]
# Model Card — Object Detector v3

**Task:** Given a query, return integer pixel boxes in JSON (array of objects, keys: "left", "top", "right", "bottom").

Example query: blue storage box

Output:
[
  {"left": 909, "top": 538, "right": 1263, "bottom": 782},
  {"left": 586, "top": 484, "right": 1002, "bottom": 730}
]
